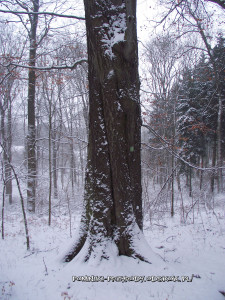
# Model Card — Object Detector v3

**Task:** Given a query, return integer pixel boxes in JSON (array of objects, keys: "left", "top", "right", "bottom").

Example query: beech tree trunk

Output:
[{"left": 65, "top": 0, "right": 150, "bottom": 263}]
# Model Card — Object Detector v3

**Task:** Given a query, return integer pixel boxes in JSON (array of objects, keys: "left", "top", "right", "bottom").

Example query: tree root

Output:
[
  {"left": 64, "top": 223, "right": 155, "bottom": 265},
  {"left": 63, "top": 234, "right": 87, "bottom": 262}
]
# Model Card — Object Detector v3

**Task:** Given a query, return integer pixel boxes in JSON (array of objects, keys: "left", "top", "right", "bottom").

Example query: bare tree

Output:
[
  {"left": 151, "top": 0, "right": 224, "bottom": 193},
  {"left": 0, "top": 25, "right": 20, "bottom": 204}
]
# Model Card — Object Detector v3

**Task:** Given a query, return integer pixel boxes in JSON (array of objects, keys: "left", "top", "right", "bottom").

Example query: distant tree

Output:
[
  {"left": 176, "top": 36, "right": 225, "bottom": 192},
  {"left": 0, "top": 0, "right": 56, "bottom": 212},
  {"left": 26, "top": 0, "right": 40, "bottom": 213},
  {"left": 142, "top": 34, "right": 183, "bottom": 215},
  {"left": 157, "top": 0, "right": 225, "bottom": 192},
  {"left": 210, "top": 35, "right": 225, "bottom": 191},
  {"left": 177, "top": 63, "right": 208, "bottom": 164},
  {"left": 0, "top": 25, "right": 20, "bottom": 204}
]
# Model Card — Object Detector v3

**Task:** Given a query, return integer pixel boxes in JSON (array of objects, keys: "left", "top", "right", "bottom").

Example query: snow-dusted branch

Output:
[
  {"left": 141, "top": 142, "right": 167, "bottom": 151},
  {"left": 0, "top": 9, "right": 85, "bottom": 20},
  {"left": 2, "top": 59, "right": 87, "bottom": 71},
  {"left": 152, "top": 0, "right": 185, "bottom": 25}
]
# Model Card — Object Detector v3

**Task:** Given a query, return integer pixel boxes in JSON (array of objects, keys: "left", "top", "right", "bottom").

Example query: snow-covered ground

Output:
[{"left": 0, "top": 195, "right": 225, "bottom": 300}]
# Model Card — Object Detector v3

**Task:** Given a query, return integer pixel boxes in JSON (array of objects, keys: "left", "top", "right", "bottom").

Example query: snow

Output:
[
  {"left": 12, "top": 146, "right": 24, "bottom": 153},
  {"left": 1, "top": 195, "right": 225, "bottom": 300},
  {"left": 107, "top": 70, "right": 114, "bottom": 79},
  {"left": 100, "top": 12, "right": 126, "bottom": 59}
]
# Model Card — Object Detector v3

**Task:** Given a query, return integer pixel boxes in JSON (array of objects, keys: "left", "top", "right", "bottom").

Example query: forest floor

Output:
[{"left": 0, "top": 193, "right": 225, "bottom": 300}]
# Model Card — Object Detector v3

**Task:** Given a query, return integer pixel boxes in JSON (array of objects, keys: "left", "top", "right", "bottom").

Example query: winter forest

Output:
[{"left": 0, "top": 0, "right": 225, "bottom": 299}]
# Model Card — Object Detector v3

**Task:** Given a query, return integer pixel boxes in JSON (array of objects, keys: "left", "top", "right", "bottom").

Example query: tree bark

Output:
[
  {"left": 217, "top": 91, "right": 223, "bottom": 192},
  {"left": 52, "top": 124, "right": 58, "bottom": 199},
  {"left": 211, "top": 135, "right": 217, "bottom": 193},
  {"left": 27, "top": 0, "right": 39, "bottom": 213},
  {"left": 0, "top": 81, "right": 13, "bottom": 204},
  {"left": 70, "top": 141, "right": 76, "bottom": 196},
  {"left": 48, "top": 102, "right": 52, "bottom": 226},
  {"left": 6, "top": 94, "right": 12, "bottom": 204},
  {"left": 189, "top": 167, "right": 192, "bottom": 197},
  {"left": 65, "top": 0, "right": 149, "bottom": 263}
]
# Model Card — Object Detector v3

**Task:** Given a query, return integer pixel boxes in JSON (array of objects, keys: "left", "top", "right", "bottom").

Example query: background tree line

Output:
[
  {"left": 0, "top": 0, "right": 224, "bottom": 237},
  {"left": 141, "top": 0, "right": 224, "bottom": 220},
  {"left": 0, "top": 1, "right": 88, "bottom": 228}
]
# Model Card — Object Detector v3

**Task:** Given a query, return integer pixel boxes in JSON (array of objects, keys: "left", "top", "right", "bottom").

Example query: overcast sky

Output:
[{"left": 137, "top": 0, "right": 158, "bottom": 43}]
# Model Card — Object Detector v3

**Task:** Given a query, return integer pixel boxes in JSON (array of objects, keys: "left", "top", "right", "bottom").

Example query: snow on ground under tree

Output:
[{"left": 0, "top": 194, "right": 225, "bottom": 300}]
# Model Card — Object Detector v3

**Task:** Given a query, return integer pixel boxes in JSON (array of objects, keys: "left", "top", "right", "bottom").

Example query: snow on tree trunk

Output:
[
  {"left": 27, "top": 0, "right": 39, "bottom": 213},
  {"left": 64, "top": 0, "right": 154, "bottom": 263}
]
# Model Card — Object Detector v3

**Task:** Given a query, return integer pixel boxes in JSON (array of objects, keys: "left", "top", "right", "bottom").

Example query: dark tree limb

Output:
[
  {"left": 2, "top": 59, "right": 88, "bottom": 71},
  {"left": 0, "top": 9, "right": 85, "bottom": 20}
]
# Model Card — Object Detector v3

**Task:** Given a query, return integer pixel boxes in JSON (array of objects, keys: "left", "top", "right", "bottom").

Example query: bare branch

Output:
[
  {"left": 142, "top": 123, "right": 225, "bottom": 171},
  {"left": 3, "top": 58, "right": 88, "bottom": 71},
  {"left": 0, "top": 9, "right": 85, "bottom": 20},
  {"left": 154, "top": 0, "right": 185, "bottom": 25}
]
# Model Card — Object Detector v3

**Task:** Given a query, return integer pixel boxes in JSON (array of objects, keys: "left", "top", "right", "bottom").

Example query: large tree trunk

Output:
[{"left": 64, "top": 0, "right": 151, "bottom": 263}]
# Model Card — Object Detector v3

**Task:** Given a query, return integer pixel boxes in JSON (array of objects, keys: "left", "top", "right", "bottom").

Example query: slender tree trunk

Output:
[
  {"left": 6, "top": 97, "right": 12, "bottom": 204},
  {"left": 27, "top": 0, "right": 39, "bottom": 213},
  {"left": 211, "top": 135, "right": 217, "bottom": 193},
  {"left": 1, "top": 162, "right": 6, "bottom": 240},
  {"left": 199, "top": 156, "right": 203, "bottom": 191},
  {"left": 189, "top": 167, "right": 192, "bottom": 197},
  {"left": 1, "top": 106, "right": 6, "bottom": 177},
  {"left": 0, "top": 92, "right": 12, "bottom": 205},
  {"left": 0, "top": 142, "right": 30, "bottom": 250},
  {"left": 171, "top": 102, "right": 176, "bottom": 217},
  {"left": 217, "top": 92, "right": 223, "bottom": 193},
  {"left": 81, "top": 94, "right": 89, "bottom": 136},
  {"left": 48, "top": 105, "right": 52, "bottom": 226},
  {"left": 70, "top": 141, "right": 76, "bottom": 196},
  {"left": 78, "top": 141, "right": 85, "bottom": 187},
  {"left": 65, "top": 0, "right": 150, "bottom": 263},
  {"left": 58, "top": 93, "right": 65, "bottom": 190},
  {"left": 52, "top": 125, "right": 58, "bottom": 199},
  {"left": 171, "top": 154, "right": 174, "bottom": 217},
  {"left": 36, "top": 108, "right": 41, "bottom": 173},
  {"left": 177, "top": 173, "right": 181, "bottom": 192}
]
